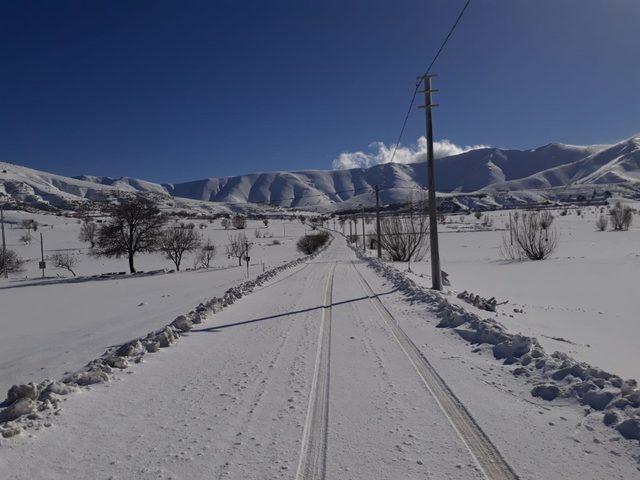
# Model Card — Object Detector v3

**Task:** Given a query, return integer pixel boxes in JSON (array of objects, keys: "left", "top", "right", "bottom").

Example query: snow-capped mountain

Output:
[{"left": 1, "top": 137, "right": 639, "bottom": 211}]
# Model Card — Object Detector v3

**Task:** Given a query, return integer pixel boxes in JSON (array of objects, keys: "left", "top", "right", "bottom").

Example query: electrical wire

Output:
[{"left": 387, "top": 0, "right": 473, "bottom": 165}]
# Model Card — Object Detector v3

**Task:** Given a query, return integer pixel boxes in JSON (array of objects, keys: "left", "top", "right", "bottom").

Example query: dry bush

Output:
[
  {"left": 194, "top": 239, "right": 216, "bottom": 269},
  {"left": 0, "top": 249, "right": 24, "bottom": 275},
  {"left": 595, "top": 214, "right": 608, "bottom": 232},
  {"left": 79, "top": 220, "right": 98, "bottom": 248},
  {"left": 379, "top": 209, "right": 429, "bottom": 262},
  {"left": 50, "top": 252, "right": 79, "bottom": 276},
  {"left": 500, "top": 211, "right": 558, "bottom": 261},
  {"left": 232, "top": 215, "right": 246, "bottom": 229},
  {"left": 296, "top": 232, "right": 329, "bottom": 255},
  {"left": 610, "top": 202, "right": 633, "bottom": 231}
]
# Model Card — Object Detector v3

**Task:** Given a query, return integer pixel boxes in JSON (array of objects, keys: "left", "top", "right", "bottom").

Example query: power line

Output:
[{"left": 387, "top": 0, "right": 473, "bottom": 165}]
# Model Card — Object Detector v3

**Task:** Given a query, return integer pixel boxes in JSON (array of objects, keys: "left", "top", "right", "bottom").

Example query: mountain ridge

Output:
[{"left": 2, "top": 137, "right": 639, "bottom": 211}]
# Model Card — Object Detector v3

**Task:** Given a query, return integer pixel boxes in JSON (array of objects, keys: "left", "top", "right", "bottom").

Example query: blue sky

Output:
[{"left": 1, "top": 0, "right": 639, "bottom": 182}]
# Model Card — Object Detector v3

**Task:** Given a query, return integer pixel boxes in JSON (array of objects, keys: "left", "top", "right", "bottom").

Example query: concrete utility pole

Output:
[
  {"left": 418, "top": 74, "right": 442, "bottom": 290},
  {"left": 349, "top": 218, "right": 352, "bottom": 241},
  {"left": 245, "top": 238, "right": 250, "bottom": 278},
  {"left": 375, "top": 185, "right": 382, "bottom": 259},
  {"left": 1, "top": 207, "right": 7, "bottom": 278},
  {"left": 361, "top": 205, "right": 366, "bottom": 251},
  {"left": 40, "top": 232, "right": 46, "bottom": 278}
]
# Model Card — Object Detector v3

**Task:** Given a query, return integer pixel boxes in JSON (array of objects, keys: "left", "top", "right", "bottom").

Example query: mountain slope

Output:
[
  {"left": 2, "top": 138, "right": 639, "bottom": 211},
  {"left": 485, "top": 137, "right": 640, "bottom": 191}
]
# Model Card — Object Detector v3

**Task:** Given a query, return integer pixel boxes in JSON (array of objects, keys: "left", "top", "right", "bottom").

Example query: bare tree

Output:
[
  {"left": 221, "top": 218, "right": 230, "bottom": 229},
  {"left": 0, "top": 249, "right": 24, "bottom": 275},
  {"left": 225, "top": 232, "right": 252, "bottom": 266},
  {"left": 159, "top": 227, "right": 201, "bottom": 271},
  {"left": 595, "top": 214, "right": 608, "bottom": 232},
  {"left": 610, "top": 202, "right": 633, "bottom": 231},
  {"left": 194, "top": 239, "right": 216, "bottom": 269},
  {"left": 50, "top": 252, "right": 78, "bottom": 276},
  {"left": 95, "top": 198, "right": 166, "bottom": 273},
  {"left": 232, "top": 214, "right": 246, "bottom": 229},
  {"left": 500, "top": 211, "right": 558, "bottom": 261},
  {"left": 79, "top": 220, "right": 98, "bottom": 248}
]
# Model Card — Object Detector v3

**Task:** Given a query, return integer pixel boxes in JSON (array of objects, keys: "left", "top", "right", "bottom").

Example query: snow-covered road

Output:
[{"left": 2, "top": 236, "right": 638, "bottom": 479}]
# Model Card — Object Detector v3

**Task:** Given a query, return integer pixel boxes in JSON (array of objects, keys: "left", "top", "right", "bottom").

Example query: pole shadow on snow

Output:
[{"left": 192, "top": 288, "right": 398, "bottom": 333}]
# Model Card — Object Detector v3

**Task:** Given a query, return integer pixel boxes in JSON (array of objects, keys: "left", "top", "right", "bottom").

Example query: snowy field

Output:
[
  {"left": 1, "top": 234, "right": 639, "bottom": 479},
  {"left": 0, "top": 211, "right": 309, "bottom": 394},
  {"left": 354, "top": 201, "right": 640, "bottom": 382}
]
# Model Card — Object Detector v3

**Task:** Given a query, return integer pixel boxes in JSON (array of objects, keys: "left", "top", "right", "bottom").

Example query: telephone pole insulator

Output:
[{"left": 417, "top": 74, "right": 442, "bottom": 290}]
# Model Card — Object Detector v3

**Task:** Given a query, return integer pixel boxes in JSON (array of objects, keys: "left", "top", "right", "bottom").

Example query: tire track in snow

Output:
[
  {"left": 295, "top": 262, "right": 336, "bottom": 480},
  {"left": 352, "top": 263, "right": 519, "bottom": 480}
]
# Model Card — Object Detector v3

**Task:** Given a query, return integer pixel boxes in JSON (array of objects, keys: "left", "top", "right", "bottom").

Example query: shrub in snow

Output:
[
  {"left": 95, "top": 197, "right": 166, "bottom": 273},
  {"left": 159, "top": 226, "right": 201, "bottom": 271},
  {"left": 232, "top": 214, "right": 246, "bottom": 229},
  {"left": 500, "top": 211, "right": 558, "bottom": 261},
  {"left": 194, "top": 239, "right": 216, "bottom": 269},
  {"left": 296, "top": 232, "right": 330, "bottom": 255},
  {"left": 609, "top": 201, "right": 633, "bottom": 231},
  {"left": 221, "top": 218, "right": 230, "bottom": 229},
  {"left": 379, "top": 212, "right": 429, "bottom": 263},
  {"left": 0, "top": 248, "right": 24, "bottom": 275},
  {"left": 50, "top": 252, "right": 79, "bottom": 276},
  {"left": 595, "top": 214, "right": 608, "bottom": 232}
]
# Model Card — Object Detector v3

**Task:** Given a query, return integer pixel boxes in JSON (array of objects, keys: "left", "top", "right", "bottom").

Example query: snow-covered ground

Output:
[
  {"left": 0, "top": 211, "right": 309, "bottom": 394},
  {"left": 357, "top": 202, "right": 640, "bottom": 382},
  {"left": 1, "top": 234, "right": 638, "bottom": 479}
]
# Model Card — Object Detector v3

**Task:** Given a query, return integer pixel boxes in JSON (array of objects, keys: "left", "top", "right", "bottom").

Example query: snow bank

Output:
[
  {"left": 0, "top": 234, "right": 334, "bottom": 439},
  {"left": 350, "top": 244, "right": 640, "bottom": 444}
]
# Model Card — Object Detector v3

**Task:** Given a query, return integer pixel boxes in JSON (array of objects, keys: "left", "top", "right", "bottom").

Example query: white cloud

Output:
[{"left": 331, "top": 137, "right": 489, "bottom": 170}]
